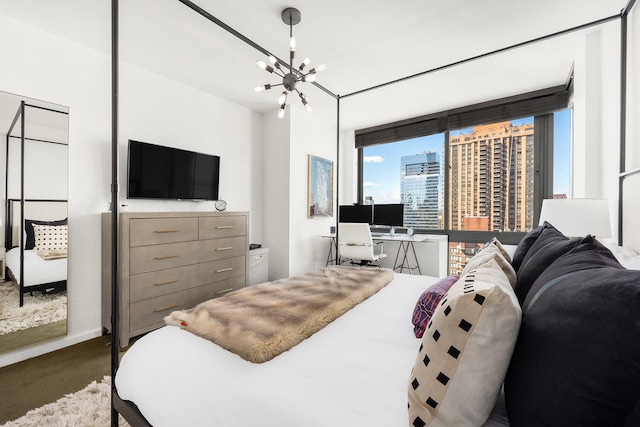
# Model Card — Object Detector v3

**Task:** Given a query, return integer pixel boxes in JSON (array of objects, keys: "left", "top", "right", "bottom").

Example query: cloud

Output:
[
  {"left": 363, "top": 182, "right": 378, "bottom": 187},
  {"left": 363, "top": 155, "right": 384, "bottom": 163}
]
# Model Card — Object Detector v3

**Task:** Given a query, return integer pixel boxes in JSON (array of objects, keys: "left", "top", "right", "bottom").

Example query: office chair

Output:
[{"left": 338, "top": 222, "right": 387, "bottom": 266}]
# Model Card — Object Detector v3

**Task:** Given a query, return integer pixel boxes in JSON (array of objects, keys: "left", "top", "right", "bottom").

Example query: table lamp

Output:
[{"left": 538, "top": 198, "right": 611, "bottom": 238}]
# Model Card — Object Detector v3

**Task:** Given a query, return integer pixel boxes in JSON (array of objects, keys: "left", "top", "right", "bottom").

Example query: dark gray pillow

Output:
[
  {"left": 505, "top": 246, "right": 639, "bottom": 427},
  {"left": 514, "top": 231, "right": 584, "bottom": 306},
  {"left": 510, "top": 222, "right": 558, "bottom": 273}
]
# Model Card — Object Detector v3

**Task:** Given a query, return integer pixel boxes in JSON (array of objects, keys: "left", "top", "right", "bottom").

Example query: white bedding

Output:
[
  {"left": 5, "top": 248, "right": 67, "bottom": 287},
  {"left": 115, "top": 272, "right": 509, "bottom": 427}
]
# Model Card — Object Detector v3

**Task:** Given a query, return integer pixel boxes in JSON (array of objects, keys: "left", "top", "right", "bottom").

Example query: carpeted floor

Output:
[
  {"left": 0, "top": 280, "right": 67, "bottom": 335},
  {"left": 0, "top": 320, "right": 67, "bottom": 354},
  {"left": 1, "top": 376, "right": 129, "bottom": 427},
  {"left": 0, "top": 335, "right": 113, "bottom": 424}
]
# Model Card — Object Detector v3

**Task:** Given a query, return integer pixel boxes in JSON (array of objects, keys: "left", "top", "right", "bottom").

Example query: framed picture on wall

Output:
[{"left": 307, "top": 155, "right": 333, "bottom": 218}]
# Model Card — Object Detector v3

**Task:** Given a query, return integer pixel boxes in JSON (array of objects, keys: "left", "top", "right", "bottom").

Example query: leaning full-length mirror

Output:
[{"left": 0, "top": 90, "right": 69, "bottom": 354}]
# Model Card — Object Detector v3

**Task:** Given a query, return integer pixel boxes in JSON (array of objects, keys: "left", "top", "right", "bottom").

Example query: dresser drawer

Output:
[
  {"left": 129, "top": 236, "right": 246, "bottom": 275},
  {"left": 199, "top": 216, "right": 246, "bottom": 240},
  {"left": 129, "top": 275, "right": 246, "bottom": 331},
  {"left": 129, "top": 217, "right": 199, "bottom": 247},
  {"left": 129, "top": 256, "right": 246, "bottom": 303}
]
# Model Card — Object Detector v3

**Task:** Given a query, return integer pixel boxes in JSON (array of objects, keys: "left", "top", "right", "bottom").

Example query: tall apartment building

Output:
[
  {"left": 401, "top": 152, "right": 441, "bottom": 228},
  {"left": 448, "top": 121, "right": 534, "bottom": 232}
]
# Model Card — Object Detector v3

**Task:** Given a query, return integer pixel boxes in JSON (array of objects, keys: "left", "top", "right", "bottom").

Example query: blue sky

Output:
[{"left": 362, "top": 111, "right": 572, "bottom": 204}]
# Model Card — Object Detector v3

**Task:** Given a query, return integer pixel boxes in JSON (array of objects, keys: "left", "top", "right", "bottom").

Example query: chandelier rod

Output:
[{"left": 177, "top": 0, "right": 338, "bottom": 99}]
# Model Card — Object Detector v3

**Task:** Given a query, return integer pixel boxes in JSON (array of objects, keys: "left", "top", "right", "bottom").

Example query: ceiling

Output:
[{"left": 0, "top": 0, "right": 629, "bottom": 130}]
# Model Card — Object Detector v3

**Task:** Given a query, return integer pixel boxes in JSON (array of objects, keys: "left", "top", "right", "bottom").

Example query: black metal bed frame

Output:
[
  {"left": 108, "top": 1, "right": 639, "bottom": 425},
  {"left": 4, "top": 101, "right": 69, "bottom": 306}
]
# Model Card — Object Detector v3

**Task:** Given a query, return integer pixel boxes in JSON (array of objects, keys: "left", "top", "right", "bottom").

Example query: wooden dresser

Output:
[{"left": 102, "top": 211, "right": 249, "bottom": 347}]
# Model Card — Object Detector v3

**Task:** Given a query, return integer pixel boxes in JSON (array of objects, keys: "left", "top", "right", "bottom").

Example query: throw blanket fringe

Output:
[{"left": 165, "top": 266, "right": 394, "bottom": 363}]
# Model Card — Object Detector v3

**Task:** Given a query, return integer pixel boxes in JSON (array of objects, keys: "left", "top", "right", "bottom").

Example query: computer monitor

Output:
[
  {"left": 373, "top": 204, "right": 404, "bottom": 227},
  {"left": 338, "top": 204, "right": 373, "bottom": 224}
]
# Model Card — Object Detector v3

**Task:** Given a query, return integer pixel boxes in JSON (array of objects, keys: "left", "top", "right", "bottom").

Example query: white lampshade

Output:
[{"left": 539, "top": 198, "right": 611, "bottom": 238}]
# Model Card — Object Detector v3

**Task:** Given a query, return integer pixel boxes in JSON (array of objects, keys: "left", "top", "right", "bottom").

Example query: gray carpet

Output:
[{"left": 0, "top": 320, "right": 67, "bottom": 354}]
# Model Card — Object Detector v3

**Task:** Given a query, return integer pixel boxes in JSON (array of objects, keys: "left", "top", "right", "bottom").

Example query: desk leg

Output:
[
  {"left": 410, "top": 241, "right": 421, "bottom": 275},
  {"left": 325, "top": 237, "right": 338, "bottom": 266},
  {"left": 393, "top": 241, "right": 421, "bottom": 275}
]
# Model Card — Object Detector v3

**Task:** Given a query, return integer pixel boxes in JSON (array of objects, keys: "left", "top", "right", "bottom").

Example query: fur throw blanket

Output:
[{"left": 165, "top": 266, "right": 394, "bottom": 363}]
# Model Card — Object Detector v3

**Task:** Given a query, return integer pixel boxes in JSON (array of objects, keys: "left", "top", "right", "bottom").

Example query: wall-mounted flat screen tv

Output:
[{"left": 127, "top": 140, "right": 220, "bottom": 201}]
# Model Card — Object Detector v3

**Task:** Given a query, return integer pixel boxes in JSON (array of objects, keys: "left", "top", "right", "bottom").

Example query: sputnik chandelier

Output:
[{"left": 254, "top": 7, "right": 326, "bottom": 119}]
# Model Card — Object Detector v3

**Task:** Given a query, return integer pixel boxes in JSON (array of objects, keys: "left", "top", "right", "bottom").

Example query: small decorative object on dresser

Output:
[
  {"left": 214, "top": 200, "right": 227, "bottom": 211},
  {"left": 101, "top": 211, "right": 249, "bottom": 347}
]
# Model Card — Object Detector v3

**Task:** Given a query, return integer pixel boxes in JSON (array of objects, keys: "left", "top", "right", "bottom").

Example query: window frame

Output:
[{"left": 356, "top": 84, "right": 571, "bottom": 247}]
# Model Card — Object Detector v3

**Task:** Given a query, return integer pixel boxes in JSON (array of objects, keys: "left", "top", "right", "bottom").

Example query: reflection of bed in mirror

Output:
[{"left": 4, "top": 199, "right": 68, "bottom": 306}]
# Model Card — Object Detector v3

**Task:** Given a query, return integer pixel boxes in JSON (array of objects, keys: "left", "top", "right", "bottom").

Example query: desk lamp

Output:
[{"left": 538, "top": 198, "right": 612, "bottom": 238}]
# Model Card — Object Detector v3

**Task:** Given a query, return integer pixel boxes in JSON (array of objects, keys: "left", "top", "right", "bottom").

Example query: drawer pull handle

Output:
[
  {"left": 216, "top": 225, "right": 233, "bottom": 229},
  {"left": 216, "top": 267, "right": 233, "bottom": 273},
  {"left": 216, "top": 288, "right": 234, "bottom": 295},
  {"left": 216, "top": 247, "right": 233, "bottom": 251},
  {"left": 154, "top": 229, "right": 179, "bottom": 233},
  {"left": 154, "top": 279, "right": 178, "bottom": 286},
  {"left": 154, "top": 304, "right": 178, "bottom": 312},
  {"left": 154, "top": 254, "right": 179, "bottom": 260}
]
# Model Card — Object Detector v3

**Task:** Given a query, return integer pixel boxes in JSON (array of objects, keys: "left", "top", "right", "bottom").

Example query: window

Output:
[
  {"left": 362, "top": 134, "right": 444, "bottom": 229},
  {"left": 449, "top": 118, "right": 534, "bottom": 233},
  {"left": 356, "top": 85, "right": 573, "bottom": 274}
]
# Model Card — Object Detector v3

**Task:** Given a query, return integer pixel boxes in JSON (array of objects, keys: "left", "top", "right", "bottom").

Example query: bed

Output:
[
  {"left": 113, "top": 230, "right": 640, "bottom": 427},
  {"left": 4, "top": 199, "right": 68, "bottom": 306},
  {"left": 114, "top": 270, "right": 510, "bottom": 427}
]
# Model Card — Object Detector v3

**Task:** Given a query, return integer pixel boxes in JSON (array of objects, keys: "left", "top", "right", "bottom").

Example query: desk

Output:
[{"left": 322, "top": 233, "right": 448, "bottom": 276}]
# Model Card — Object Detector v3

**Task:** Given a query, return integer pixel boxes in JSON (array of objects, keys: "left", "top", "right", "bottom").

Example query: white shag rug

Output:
[
  {"left": 0, "top": 281, "right": 67, "bottom": 335},
  {"left": 1, "top": 376, "right": 130, "bottom": 427}
]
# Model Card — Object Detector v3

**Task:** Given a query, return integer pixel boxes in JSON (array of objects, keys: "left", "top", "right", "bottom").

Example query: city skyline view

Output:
[{"left": 363, "top": 110, "right": 571, "bottom": 209}]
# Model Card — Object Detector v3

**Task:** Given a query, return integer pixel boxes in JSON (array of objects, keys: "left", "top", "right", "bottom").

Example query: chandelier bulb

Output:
[
  {"left": 277, "top": 104, "right": 286, "bottom": 119},
  {"left": 299, "top": 92, "right": 313, "bottom": 114},
  {"left": 302, "top": 73, "right": 317, "bottom": 83},
  {"left": 268, "top": 55, "right": 277, "bottom": 65},
  {"left": 254, "top": 84, "right": 271, "bottom": 93},
  {"left": 290, "top": 37, "right": 296, "bottom": 51},
  {"left": 308, "top": 64, "right": 326, "bottom": 75},
  {"left": 256, "top": 60, "right": 274, "bottom": 73},
  {"left": 278, "top": 91, "right": 288, "bottom": 105},
  {"left": 299, "top": 58, "right": 311, "bottom": 71}
]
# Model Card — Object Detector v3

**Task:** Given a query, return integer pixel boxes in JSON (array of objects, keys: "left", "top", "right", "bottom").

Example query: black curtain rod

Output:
[
  {"left": 177, "top": 0, "right": 338, "bottom": 100},
  {"left": 341, "top": 14, "right": 621, "bottom": 100}
]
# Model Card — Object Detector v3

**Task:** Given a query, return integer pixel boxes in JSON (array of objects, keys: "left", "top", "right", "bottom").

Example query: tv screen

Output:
[
  {"left": 127, "top": 140, "right": 220, "bottom": 201},
  {"left": 373, "top": 203, "right": 404, "bottom": 227},
  {"left": 338, "top": 204, "right": 373, "bottom": 224}
]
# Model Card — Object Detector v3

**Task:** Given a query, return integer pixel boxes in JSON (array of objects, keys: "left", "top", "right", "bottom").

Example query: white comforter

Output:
[
  {"left": 5, "top": 248, "right": 67, "bottom": 287},
  {"left": 115, "top": 272, "right": 509, "bottom": 427}
]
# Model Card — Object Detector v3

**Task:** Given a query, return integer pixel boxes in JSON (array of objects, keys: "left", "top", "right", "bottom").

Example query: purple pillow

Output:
[{"left": 411, "top": 276, "right": 459, "bottom": 338}]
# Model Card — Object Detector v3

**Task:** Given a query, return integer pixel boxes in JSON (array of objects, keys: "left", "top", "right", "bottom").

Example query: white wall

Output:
[
  {"left": 262, "top": 113, "right": 291, "bottom": 280},
  {"left": 262, "top": 91, "right": 338, "bottom": 280},
  {"left": 289, "top": 96, "right": 338, "bottom": 276},
  {"left": 0, "top": 13, "right": 263, "bottom": 367}
]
